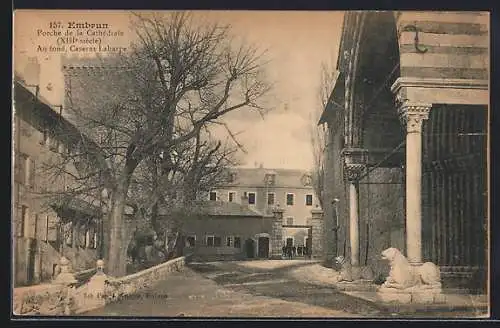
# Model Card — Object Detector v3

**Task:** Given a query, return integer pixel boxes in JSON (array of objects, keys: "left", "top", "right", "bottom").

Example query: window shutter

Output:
[
  {"left": 29, "top": 158, "right": 36, "bottom": 189},
  {"left": 85, "top": 229, "right": 91, "bottom": 248},
  {"left": 27, "top": 214, "right": 37, "bottom": 239},
  {"left": 14, "top": 154, "right": 23, "bottom": 183}
]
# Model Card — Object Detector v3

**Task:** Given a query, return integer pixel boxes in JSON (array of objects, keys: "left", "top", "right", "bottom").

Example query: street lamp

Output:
[{"left": 332, "top": 198, "right": 340, "bottom": 257}]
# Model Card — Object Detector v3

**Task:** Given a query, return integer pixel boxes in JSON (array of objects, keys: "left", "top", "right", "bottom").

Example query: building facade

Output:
[
  {"left": 319, "top": 11, "right": 488, "bottom": 290},
  {"left": 211, "top": 167, "right": 321, "bottom": 252},
  {"left": 177, "top": 201, "right": 275, "bottom": 261},
  {"left": 13, "top": 70, "right": 104, "bottom": 286}
]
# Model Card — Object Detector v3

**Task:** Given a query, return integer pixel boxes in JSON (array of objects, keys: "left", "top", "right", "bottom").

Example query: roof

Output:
[
  {"left": 318, "top": 71, "right": 345, "bottom": 125},
  {"left": 223, "top": 167, "right": 314, "bottom": 189},
  {"left": 195, "top": 200, "right": 263, "bottom": 217}
]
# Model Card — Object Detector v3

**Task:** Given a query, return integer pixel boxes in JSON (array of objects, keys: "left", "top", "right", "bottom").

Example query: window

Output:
[
  {"left": 234, "top": 237, "right": 241, "bottom": 249},
  {"left": 267, "top": 193, "right": 275, "bottom": 205},
  {"left": 265, "top": 173, "right": 276, "bottom": 186},
  {"left": 47, "top": 216, "right": 58, "bottom": 241},
  {"left": 306, "top": 194, "right": 313, "bottom": 206},
  {"left": 228, "top": 172, "right": 237, "bottom": 183},
  {"left": 214, "top": 236, "right": 222, "bottom": 247},
  {"left": 186, "top": 235, "right": 196, "bottom": 247},
  {"left": 206, "top": 235, "right": 214, "bottom": 247},
  {"left": 248, "top": 192, "right": 256, "bottom": 205},
  {"left": 93, "top": 232, "right": 98, "bottom": 249},
  {"left": 286, "top": 217, "right": 294, "bottom": 225},
  {"left": 27, "top": 158, "right": 35, "bottom": 188},
  {"left": 64, "top": 222, "right": 73, "bottom": 246},
  {"left": 15, "top": 153, "right": 28, "bottom": 184},
  {"left": 88, "top": 227, "right": 96, "bottom": 249},
  {"left": 85, "top": 229, "right": 91, "bottom": 248},
  {"left": 226, "top": 236, "right": 232, "bottom": 247},
  {"left": 286, "top": 193, "right": 294, "bottom": 206},
  {"left": 228, "top": 192, "right": 236, "bottom": 202},
  {"left": 40, "top": 129, "right": 49, "bottom": 145},
  {"left": 49, "top": 138, "right": 59, "bottom": 152},
  {"left": 17, "top": 205, "right": 28, "bottom": 237},
  {"left": 209, "top": 191, "right": 217, "bottom": 201}
]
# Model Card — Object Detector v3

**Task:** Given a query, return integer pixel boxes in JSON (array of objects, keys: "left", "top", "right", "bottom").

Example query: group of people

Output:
[{"left": 282, "top": 244, "right": 310, "bottom": 259}]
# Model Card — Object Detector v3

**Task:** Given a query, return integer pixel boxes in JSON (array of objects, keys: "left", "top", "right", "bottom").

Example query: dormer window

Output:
[
  {"left": 228, "top": 172, "right": 237, "bottom": 183},
  {"left": 265, "top": 173, "right": 276, "bottom": 186},
  {"left": 301, "top": 174, "right": 313, "bottom": 186}
]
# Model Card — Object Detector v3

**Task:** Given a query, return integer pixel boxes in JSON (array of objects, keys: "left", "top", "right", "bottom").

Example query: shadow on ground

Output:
[{"left": 188, "top": 261, "right": 384, "bottom": 317}]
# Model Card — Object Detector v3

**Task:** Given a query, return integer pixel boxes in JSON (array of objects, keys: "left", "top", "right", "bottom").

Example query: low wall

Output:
[
  {"left": 108, "top": 255, "right": 189, "bottom": 298},
  {"left": 13, "top": 267, "right": 96, "bottom": 315},
  {"left": 13, "top": 255, "right": 191, "bottom": 316}
]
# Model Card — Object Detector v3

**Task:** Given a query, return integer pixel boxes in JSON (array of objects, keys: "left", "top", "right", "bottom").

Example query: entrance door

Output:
[
  {"left": 245, "top": 238, "right": 255, "bottom": 258},
  {"left": 286, "top": 238, "right": 293, "bottom": 247},
  {"left": 258, "top": 237, "right": 269, "bottom": 258}
]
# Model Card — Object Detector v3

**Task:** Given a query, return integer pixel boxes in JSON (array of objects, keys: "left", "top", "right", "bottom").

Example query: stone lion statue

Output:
[
  {"left": 334, "top": 255, "right": 374, "bottom": 282},
  {"left": 380, "top": 247, "right": 441, "bottom": 291}
]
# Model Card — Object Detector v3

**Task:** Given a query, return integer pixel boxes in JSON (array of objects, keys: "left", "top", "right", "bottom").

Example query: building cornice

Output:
[{"left": 391, "top": 77, "right": 488, "bottom": 94}]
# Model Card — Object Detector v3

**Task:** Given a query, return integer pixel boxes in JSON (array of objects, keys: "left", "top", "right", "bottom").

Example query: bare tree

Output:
[
  {"left": 310, "top": 61, "right": 338, "bottom": 208},
  {"left": 46, "top": 12, "right": 271, "bottom": 276}
]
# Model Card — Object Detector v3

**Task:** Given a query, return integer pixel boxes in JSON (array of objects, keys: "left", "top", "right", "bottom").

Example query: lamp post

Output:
[{"left": 332, "top": 198, "right": 340, "bottom": 258}]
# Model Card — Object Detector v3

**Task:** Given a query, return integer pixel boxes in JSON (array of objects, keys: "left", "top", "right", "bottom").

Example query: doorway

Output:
[
  {"left": 245, "top": 238, "right": 255, "bottom": 259},
  {"left": 27, "top": 238, "right": 37, "bottom": 285},
  {"left": 258, "top": 237, "right": 269, "bottom": 258}
]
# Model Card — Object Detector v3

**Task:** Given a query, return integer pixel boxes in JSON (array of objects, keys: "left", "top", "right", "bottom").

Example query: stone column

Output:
[
  {"left": 342, "top": 148, "right": 366, "bottom": 269},
  {"left": 399, "top": 103, "right": 431, "bottom": 265},
  {"left": 271, "top": 207, "right": 284, "bottom": 259},
  {"left": 344, "top": 165, "right": 364, "bottom": 267},
  {"left": 311, "top": 207, "right": 324, "bottom": 259}
]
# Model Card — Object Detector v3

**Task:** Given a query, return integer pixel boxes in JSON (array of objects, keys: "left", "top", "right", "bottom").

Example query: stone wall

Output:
[
  {"left": 13, "top": 267, "right": 96, "bottom": 315},
  {"left": 357, "top": 167, "right": 405, "bottom": 278},
  {"left": 311, "top": 209, "right": 324, "bottom": 259},
  {"left": 13, "top": 255, "right": 190, "bottom": 316}
]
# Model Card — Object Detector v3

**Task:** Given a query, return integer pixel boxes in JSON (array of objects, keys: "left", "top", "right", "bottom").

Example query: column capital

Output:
[
  {"left": 344, "top": 163, "right": 366, "bottom": 182},
  {"left": 341, "top": 147, "right": 367, "bottom": 182},
  {"left": 397, "top": 102, "right": 432, "bottom": 133},
  {"left": 341, "top": 147, "right": 368, "bottom": 165}
]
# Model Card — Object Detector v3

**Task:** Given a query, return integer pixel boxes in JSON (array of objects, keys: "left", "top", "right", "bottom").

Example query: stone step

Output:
[{"left": 343, "top": 290, "right": 489, "bottom": 315}]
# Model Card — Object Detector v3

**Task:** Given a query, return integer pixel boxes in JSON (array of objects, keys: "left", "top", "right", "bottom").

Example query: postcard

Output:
[{"left": 12, "top": 9, "right": 490, "bottom": 318}]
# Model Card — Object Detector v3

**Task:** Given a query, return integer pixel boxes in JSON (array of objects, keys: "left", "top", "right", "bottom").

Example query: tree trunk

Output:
[{"left": 107, "top": 172, "right": 133, "bottom": 277}]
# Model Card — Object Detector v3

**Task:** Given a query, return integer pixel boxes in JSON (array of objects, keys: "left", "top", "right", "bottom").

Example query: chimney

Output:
[{"left": 22, "top": 57, "right": 41, "bottom": 86}]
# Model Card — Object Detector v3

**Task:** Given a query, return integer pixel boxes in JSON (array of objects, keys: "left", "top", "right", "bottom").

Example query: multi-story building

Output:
[
  {"left": 211, "top": 166, "right": 321, "bottom": 250},
  {"left": 13, "top": 64, "right": 104, "bottom": 286},
  {"left": 319, "top": 11, "right": 488, "bottom": 291}
]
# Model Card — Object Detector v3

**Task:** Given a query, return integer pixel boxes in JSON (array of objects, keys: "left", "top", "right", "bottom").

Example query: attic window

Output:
[
  {"left": 265, "top": 173, "right": 276, "bottom": 186},
  {"left": 228, "top": 172, "right": 237, "bottom": 183}
]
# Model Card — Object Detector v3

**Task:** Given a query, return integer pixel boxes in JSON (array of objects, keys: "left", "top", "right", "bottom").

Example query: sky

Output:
[{"left": 13, "top": 10, "right": 344, "bottom": 171}]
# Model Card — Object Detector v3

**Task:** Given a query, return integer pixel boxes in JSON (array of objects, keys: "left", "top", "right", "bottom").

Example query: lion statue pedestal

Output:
[{"left": 376, "top": 247, "right": 446, "bottom": 304}]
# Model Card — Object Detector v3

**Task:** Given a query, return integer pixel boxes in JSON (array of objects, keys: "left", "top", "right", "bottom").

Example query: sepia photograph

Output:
[{"left": 11, "top": 10, "right": 490, "bottom": 318}]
